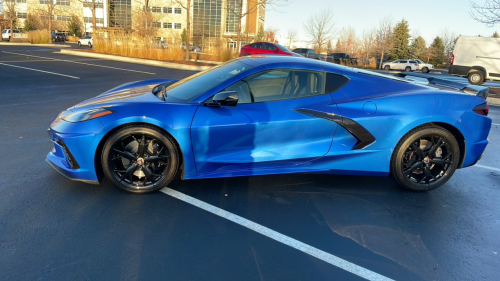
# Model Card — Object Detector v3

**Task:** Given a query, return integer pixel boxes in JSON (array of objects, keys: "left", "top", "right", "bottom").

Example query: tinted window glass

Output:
[
  {"left": 409, "top": 61, "right": 417, "bottom": 63},
  {"left": 274, "top": 43, "right": 290, "bottom": 52},
  {"left": 325, "top": 73, "right": 350, "bottom": 93},
  {"left": 400, "top": 60, "right": 408, "bottom": 63},
  {"left": 164, "top": 61, "right": 254, "bottom": 102},
  {"left": 244, "top": 70, "right": 325, "bottom": 103},
  {"left": 249, "top": 43, "right": 256, "bottom": 48},
  {"left": 264, "top": 43, "right": 276, "bottom": 51}
]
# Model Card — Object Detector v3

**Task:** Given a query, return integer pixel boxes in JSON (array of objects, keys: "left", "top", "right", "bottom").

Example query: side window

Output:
[
  {"left": 325, "top": 73, "right": 350, "bottom": 94},
  {"left": 409, "top": 61, "right": 417, "bottom": 64},
  {"left": 225, "top": 81, "right": 252, "bottom": 104},
  {"left": 249, "top": 43, "right": 256, "bottom": 48},
  {"left": 264, "top": 43, "right": 275, "bottom": 51},
  {"left": 400, "top": 60, "right": 408, "bottom": 63},
  {"left": 244, "top": 70, "right": 325, "bottom": 103}
]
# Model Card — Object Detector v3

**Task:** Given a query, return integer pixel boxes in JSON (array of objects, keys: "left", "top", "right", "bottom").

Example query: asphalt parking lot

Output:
[{"left": 1, "top": 45, "right": 499, "bottom": 281}]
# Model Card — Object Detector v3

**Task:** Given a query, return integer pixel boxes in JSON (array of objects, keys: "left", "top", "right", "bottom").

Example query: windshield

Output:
[
  {"left": 274, "top": 43, "right": 290, "bottom": 52},
  {"left": 163, "top": 60, "right": 254, "bottom": 102}
]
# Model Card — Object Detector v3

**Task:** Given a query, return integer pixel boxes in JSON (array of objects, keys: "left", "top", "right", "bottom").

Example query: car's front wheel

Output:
[
  {"left": 88, "top": 42, "right": 92, "bottom": 47},
  {"left": 404, "top": 66, "right": 412, "bottom": 72},
  {"left": 384, "top": 65, "right": 390, "bottom": 70},
  {"left": 102, "top": 126, "right": 179, "bottom": 193},
  {"left": 78, "top": 41, "right": 81, "bottom": 47},
  {"left": 390, "top": 125, "right": 459, "bottom": 192},
  {"left": 422, "top": 67, "right": 429, "bottom": 73},
  {"left": 468, "top": 70, "right": 485, "bottom": 85}
]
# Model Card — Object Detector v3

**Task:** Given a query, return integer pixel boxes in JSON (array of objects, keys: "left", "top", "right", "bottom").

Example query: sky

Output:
[{"left": 265, "top": 0, "right": 498, "bottom": 46}]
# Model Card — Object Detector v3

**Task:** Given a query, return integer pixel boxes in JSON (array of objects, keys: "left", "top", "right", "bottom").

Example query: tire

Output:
[
  {"left": 390, "top": 125, "right": 460, "bottom": 192},
  {"left": 88, "top": 42, "right": 92, "bottom": 47},
  {"left": 243, "top": 53, "right": 250, "bottom": 56},
  {"left": 404, "top": 66, "right": 412, "bottom": 72},
  {"left": 468, "top": 70, "right": 485, "bottom": 85},
  {"left": 384, "top": 65, "right": 390, "bottom": 70},
  {"left": 101, "top": 126, "right": 179, "bottom": 194},
  {"left": 78, "top": 42, "right": 81, "bottom": 47},
  {"left": 422, "top": 67, "right": 429, "bottom": 73}
]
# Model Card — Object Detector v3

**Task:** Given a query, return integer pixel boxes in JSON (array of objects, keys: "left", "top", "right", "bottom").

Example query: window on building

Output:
[
  {"left": 40, "top": 15, "right": 51, "bottom": 20},
  {"left": 174, "top": 23, "right": 181, "bottom": 29},
  {"left": 84, "top": 17, "right": 104, "bottom": 24},
  {"left": 56, "top": 0, "right": 70, "bottom": 6},
  {"left": 152, "top": 22, "right": 161, "bottom": 28},
  {"left": 16, "top": 0, "right": 27, "bottom": 3},
  {"left": 56, "top": 15, "right": 71, "bottom": 22},
  {"left": 225, "top": 0, "right": 241, "bottom": 33},
  {"left": 163, "top": 23, "right": 172, "bottom": 29},
  {"left": 84, "top": 2, "right": 104, "bottom": 8},
  {"left": 39, "top": 0, "right": 47, "bottom": 4},
  {"left": 163, "top": 7, "right": 172, "bottom": 13},
  {"left": 16, "top": 12, "right": 27, "bottom": 19},
  {"left": 109, "top": 0, "right": 132, "bottom": 28},
  {"left": 151, "top": 7, "right": 162, "bottom": 13},
  {"left": 174, "top": 8, "right": 181, "bottom": 14}
]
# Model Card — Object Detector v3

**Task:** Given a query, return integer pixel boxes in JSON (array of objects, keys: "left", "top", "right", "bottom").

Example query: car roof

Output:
[{"left": 235, "top": 55, "right": 347, "bottom": 72}]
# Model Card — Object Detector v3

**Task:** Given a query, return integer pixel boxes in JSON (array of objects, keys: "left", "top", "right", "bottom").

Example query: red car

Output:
[{"left": 239, "top": 42, "right": 303, "bottom": 57}]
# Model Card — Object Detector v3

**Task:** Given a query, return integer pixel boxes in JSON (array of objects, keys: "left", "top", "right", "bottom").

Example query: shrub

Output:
[{"left": 28, "top": 29, "right": 51, "bottom": 44}]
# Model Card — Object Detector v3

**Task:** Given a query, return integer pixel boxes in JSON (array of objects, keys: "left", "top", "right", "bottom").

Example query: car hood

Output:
[{"left": 70, "top": 78, "right": 178, "bottom": 111}]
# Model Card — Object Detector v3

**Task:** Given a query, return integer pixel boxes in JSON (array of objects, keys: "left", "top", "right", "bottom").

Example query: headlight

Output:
[{"left": 62, "top": 108, "right": 115, "bottom": 123}]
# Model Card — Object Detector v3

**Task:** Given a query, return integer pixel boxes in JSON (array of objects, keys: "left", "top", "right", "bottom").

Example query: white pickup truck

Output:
[{"left": 2, "top": 29, "right": 27, "bottom": 41}]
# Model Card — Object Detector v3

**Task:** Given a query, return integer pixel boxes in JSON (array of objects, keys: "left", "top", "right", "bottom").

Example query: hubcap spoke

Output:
[
  {"left": 403, "top": 161, "right": 423, "bottom": 176},
  {"left": 138, "top": 135, "right": 147, "bottom": 156},
  {"left": 112, "top": 148, "right": 137, "bottom": 161},
  {"left": 424, "top": 165, "right": 432, "bottom": 184},
  {"left": 410, "top": 142, "right": 425, "bottom": 159},
  {"left": 141, "top": 165, "right": 156, "bottom": 184},
  {"left": 430, "top": 158, "right": 452, "bottom": 167},
  {"left": 429, "top": 137, "right": 443, "bottom": 158},
  {"left": 119, "top": 163, "right": 138, "bottom": 182},
  {"left": 144, "top": 155, "right": 170, "bottom": 162}
]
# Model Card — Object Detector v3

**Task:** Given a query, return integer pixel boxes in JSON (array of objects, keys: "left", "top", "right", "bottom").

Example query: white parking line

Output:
[
  {"left": 161, "top": 187, "right": 394, "bottom": 281},
  {"left": 492, "top": 123, "right": 500, "bottom": 126},
  {"left": 0, "top": 62, "right": 79, "bottom": 79},
  {"left": 2, "top": 51, "right": 156, "bottom": 75},
  {"left": 474, "top": 164, "right": 500, "bottom": 172}
]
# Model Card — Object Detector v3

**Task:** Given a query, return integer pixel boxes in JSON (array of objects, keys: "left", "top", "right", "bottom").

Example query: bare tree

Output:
[
  {"left": 170, "top": 0, "right": 191, "bottom": 61},
  {"left": 337, "top": 26, "right": 358, "bottom": 56},
  {"left": 303, "top": 9, "right": 336, "bottom": 53},
  {"left": 4, "top": 0, "right": 18, "bottom": 41},
  {"left": 285, "top": 28, "right": 298, "bottom": 48},
  {"left": 360, "top": 28, "right": 376, "bottom": 66},
  {"left": 376, "top": 16, "right": 393, "bottom": 69},
  {"left": 440, "top": 27, "right": 458, "bottom": 65},
  {"left": 76, "top": 0, "right": 99, "bottom": 34},
  {"left": 265, "top": 27, "right": 279, "bottom": 43},
  {"left": 470, "top": 0, "right": 500, "bottom": 26},
  {"left": 133, "top": 0, "right": 161, "bottom": 37},
  {"left": 37, "top": 0, "right": 63, "bottom": 34}
]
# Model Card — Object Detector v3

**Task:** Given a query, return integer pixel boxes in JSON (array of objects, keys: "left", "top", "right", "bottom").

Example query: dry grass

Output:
[
  {"left": 28, "top": 30, "right": 51, "bottom": 44},
  {"left": 93, "top": 32, "right": 237, "bottom": 63},
  {"left": 67, "top": 36, "right": 80, "bottom": 43}
]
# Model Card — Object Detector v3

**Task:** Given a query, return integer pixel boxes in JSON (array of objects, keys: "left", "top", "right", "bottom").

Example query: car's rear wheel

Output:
[
  {"left": 422, "top": 67, "right": 429, "bottom": 73},
  {"left": 468, "top": 70, "right": 485, "bottom": 85},
  {"left": 384, "top": 65, "right": 390, "bottom": 70},
  {"left": 404, "top": 66, "right": 412, "bottom": 72},
  {"left": 390, "top": 125, "right": 459, "bottom": 192},
  {"left": 102, "top": 126, "right": 179, "bottom": 194},
  {"left": 78, "top": 41, "right": 81, "bottom": 47},
  {"left": 88, "top": 42, "right": 92, "bottom": 47}
]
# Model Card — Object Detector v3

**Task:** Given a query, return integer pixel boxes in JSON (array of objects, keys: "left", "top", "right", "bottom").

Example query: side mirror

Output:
[{"left": 208, "top": 91, "right": 238, "bottom": 107}]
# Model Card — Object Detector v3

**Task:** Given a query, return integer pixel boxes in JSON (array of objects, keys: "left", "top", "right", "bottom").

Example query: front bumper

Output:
[{"left": 46, "top": 117, "right": 106, "bottom": 185}]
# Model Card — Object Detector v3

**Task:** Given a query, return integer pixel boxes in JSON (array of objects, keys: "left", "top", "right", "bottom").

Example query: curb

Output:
[
  {"left": 487, "top": 97, "right": 500, "bottom": 106},
  {"left": 0, "top": 42, "right": 71, "bottom": 47},
  {"left": 58, "top": 49, "right": 212, "bottom": 71}
]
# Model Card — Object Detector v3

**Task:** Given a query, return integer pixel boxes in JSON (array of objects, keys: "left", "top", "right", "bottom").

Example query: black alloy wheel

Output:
[
  {"left": 243, "top": 53, "right": 250, "bottom": 56},
  {"left": 102, "top": 126, "right": 179, "bottom": 193},
  {"left": 391, "top": 125, "right": 459, "bottom": 191}
]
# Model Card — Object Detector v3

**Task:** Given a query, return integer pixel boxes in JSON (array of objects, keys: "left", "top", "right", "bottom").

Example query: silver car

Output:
[
  {"left": 78, "top": 36, "right": 93, "bottom": 47},
  {"left": 412, "top": 59, "right": 434, "bottom": 73}
]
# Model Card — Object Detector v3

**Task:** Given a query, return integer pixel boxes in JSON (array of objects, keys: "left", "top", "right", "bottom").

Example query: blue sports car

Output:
[{"left": 46, "top": 56, "right": 491, "bottom": 193}]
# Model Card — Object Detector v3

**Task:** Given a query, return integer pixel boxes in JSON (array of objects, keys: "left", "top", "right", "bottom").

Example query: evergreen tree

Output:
[
  {"left": 181, "top": 28, "right": 187, "bottom": 43},
  {"left": 67, "top": 15, "right": 82, "bottom": 37},
  {"left": 493, "top": 31, "right": 500, "bottom": 38},
  {"left": 409, "top": 36, "right": 426, "bottom": 59},
  {"left": 326, "top": 40, "right": 333, "bottom": 54},
  {"left": 390, "top": 19, "right": 410, "bottom": 59},
  {"left": 23, "top": 14, "right": 38, "bottom": 32},
  {"left": 430, "top": 36, "right": 445, "bottom": 66}
]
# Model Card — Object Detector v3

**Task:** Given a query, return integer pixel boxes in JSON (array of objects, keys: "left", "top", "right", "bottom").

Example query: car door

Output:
[
  {"left": 190, "top": 69, "right": 340, "bottom": 174},
  {"left": 262, "top": 43, "right": 277, "bottom": 55},
  {"left": 399, "top": 60, "right": 408, "bottom": 70}
]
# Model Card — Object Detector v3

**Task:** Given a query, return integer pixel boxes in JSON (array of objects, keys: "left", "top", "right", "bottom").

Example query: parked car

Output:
[
  {"left": 78, "top": 36, "right": 93, "bottom": 47},
  {"left": 1, "top": 29, "right": 21, "bottom": 41},
  {"left": 240, "top": 42, "right": 302, "bottom": 57},
  {"left": 45, "top": 55, "right": 491, "bottom": 194},
  {"left": 328, "top": 53, "right": 358, "bottom": 65},
  {"left": 412, "top": 59, "right": 434, "bottom": 73},
  {"left": 180, "top": 43, "right": 201, "bottom": 52},
  {"left": 292, "top": 48, "right": 328, "bottom": 61},
  {"left": 449, "top": 36, "right": 500, "bottom": 85},
  {"left": 52, "top": 32, "right": 67, "bottom": 42},
  {"left": 382, "top": 60, "right": 419, "bottom": 71}
]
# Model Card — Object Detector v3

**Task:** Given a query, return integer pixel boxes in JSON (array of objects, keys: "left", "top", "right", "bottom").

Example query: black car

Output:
[{"left": 52, "top": 32, "right": 66, "bottom": 42}]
